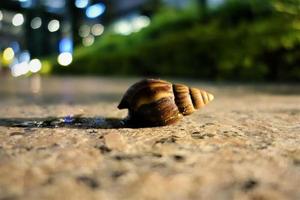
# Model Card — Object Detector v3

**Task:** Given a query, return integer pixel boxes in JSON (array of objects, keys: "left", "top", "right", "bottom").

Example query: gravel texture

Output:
[{"left": 0, "top": 76, "right": 299, "bottom": 200}]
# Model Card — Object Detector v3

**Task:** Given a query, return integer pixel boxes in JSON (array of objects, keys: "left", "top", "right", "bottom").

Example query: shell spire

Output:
[
  {"left": 173, "top": 84, "right": 214, "bottom": 116},
  {"left": 189, "top": 87, "right": 214, "bottom": 110}
]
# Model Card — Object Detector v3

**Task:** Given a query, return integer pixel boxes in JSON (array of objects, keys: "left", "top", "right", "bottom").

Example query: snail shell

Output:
[{"left": 118, "top": 79, "right": 214, "bottom": 127}]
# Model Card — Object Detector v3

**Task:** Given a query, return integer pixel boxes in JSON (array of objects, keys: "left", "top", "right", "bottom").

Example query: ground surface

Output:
[{"left": 0, "top": 76, "right": 299, "bottom": 200}]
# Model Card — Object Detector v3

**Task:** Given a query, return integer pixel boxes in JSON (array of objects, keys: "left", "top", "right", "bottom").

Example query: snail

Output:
[{"left": 118, "top": 79, "right": 214, "bottom": 127}]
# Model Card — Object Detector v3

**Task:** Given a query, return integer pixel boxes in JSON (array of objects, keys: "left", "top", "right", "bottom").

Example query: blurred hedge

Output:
[{"left": 53, "top": 0, "right": 300, "bottom": 81}]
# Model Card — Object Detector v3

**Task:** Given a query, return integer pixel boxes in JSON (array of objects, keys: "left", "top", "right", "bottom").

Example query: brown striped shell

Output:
[{"left": 118, "top": 79, "right": 214, "bottom": 127}]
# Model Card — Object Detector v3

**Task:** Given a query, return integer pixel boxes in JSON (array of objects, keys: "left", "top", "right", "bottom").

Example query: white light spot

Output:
[
  {"left": 0, "top": 11, "right": 3, "bottom": 21},
  {"left": 113, "top": 21, "right": 132, "bottom": 35},
  {"left": 11, "top": 62, "right": 30, "bottom": 77},
  {"left": 91, "top": 24, "right": 104, "bottom": 36},
  {"left": 31, "top": 17, "right": 42, "bottom": 29},
  {"left": 57, "top": 52, "right": 73, "bottom": 66},
  {"left": 12, "top": 13, "right": 24, "bottom": 26},
  {"left": 113, "top": 15, "right": 151, "bottom": 35},
  {"left": 48, "top": 19, "right": 60, "bottom": 32},
  {"left": 29, "top": 59, "right": 42, "bottom": 73},
  {"left": 132, "top": 16, "right": 150, "bottom": 32},
  {"left": 82, "top": 35, "right": 94, "bottom": 46},
  {"left": 79, "top": 24, "right": 90, "bottom": 37}
]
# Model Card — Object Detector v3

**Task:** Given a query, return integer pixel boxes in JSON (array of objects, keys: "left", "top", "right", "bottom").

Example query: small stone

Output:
[
  {"left": 95, "top": 145, "right": 112, "bottom": 154},
  {"left": 191, "top": 132, "right": 215, "bottom": 139},
  {"left": 76, "top": 176, "right": 99, "bottom": 189},
  {"left": 155, "top": 135, "right": 179, "bottom": 144},
  {"left": 173, "top": 155, "right": 185, "bottom": 162},
  {"left": 242, "top": 179, "right": 259, "bottom": 191},
  {"left": 111, "top": 171, "right": 127, "bottom": 179}
]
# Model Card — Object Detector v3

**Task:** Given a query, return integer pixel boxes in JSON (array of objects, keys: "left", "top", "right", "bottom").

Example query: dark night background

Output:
[{"left": 0, "top": 0, "right": 300, "bottom": 82}]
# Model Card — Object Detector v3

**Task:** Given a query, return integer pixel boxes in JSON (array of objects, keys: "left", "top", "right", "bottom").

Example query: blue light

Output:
[
  {"left": 10, "top": 41, "right": 20, "bottom": 53},
  {"left": 19, "top": 0, "right": 33, "bottom": 8},
  {"left": 44, "top": 0, "right": 65, "bottom": 9},
  {"left": 63, "top": 115, "right": 74, "bottom": 124},
  {"left": 19, "top": 51, "right": 30, "bottom": 62},
  {"left": 44, "top": 0, "right": 65, "bottom": 13},
  {"left": 59, "top": 37, "right": 73, "bottom": 53},
  {"left": 75, "top": 0, "right": 89, "bottom": 9},
  {"left": 86, "top": 3, "right": 106, "bottom": 19}
]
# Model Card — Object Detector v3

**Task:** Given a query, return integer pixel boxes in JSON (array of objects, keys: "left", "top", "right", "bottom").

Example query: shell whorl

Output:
[
  {"left": 118, "top": 79, "right": 173, "bottom": 111},
  {"left": 173, "top": 84, "right": 214, "bottom": 116},
  {"left": 118, "top": 79, "right": 214, "bottom": 126}
]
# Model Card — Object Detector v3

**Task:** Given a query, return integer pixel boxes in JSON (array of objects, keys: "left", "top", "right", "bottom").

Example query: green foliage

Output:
[{"left": 53, "top": 0, "right": 300, "bottom": 81}]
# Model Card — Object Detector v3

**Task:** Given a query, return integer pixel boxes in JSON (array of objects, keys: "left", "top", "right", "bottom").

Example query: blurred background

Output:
[{"left": 0, "top": 0, "right": 299, "bottom": 82}]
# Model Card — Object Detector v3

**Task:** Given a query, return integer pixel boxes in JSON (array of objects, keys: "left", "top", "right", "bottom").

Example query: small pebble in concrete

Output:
[
  {"left": 173, "top": 155, "right": 185, "bottom": 162},
  {"left": 111, "top": 171, "right": 127, "bottom": 179},
  {"left": 242, "top": 179, "right": 259, "bottom": 191},
  {"left": 76, "top": 176, "right": 100, "bottom": 189},
  {"left": 155, "top": 135, "right": 179, "bottom": 144},
  {"left": 95, "top": 145, "right": 112, "bottom": 154}
]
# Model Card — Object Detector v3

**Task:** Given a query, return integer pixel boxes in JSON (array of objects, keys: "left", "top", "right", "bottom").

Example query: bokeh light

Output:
[
  {"left": 91, "top": 24, "right": 104, "bottom": 36},
  {"left": 3, "top": 48, "right": 15, "bottom": 64},
  {"left": 11, "top": 62, "right": 29, "bottom": 77},
  {"left": 75, "top": 0, "right": 89, "bottom": 9},
  {"left": 132, "top": 16, "right": 150, "bottom": 31},
  {"left": 31, "top": 17, "right": 42, "bottom": 29},
  {"left": 40, "top": 60, "right": 52, "bottom": 74},
  {"left": 19, "top": 51, "right": 31, "bottom": 63},
  {"left": 82, "top": 35, "right": 94, "bottom": 46},
  {"left": 44, "top": 0, "right": 65, "bottom": 10},
  {"left": 29, "top": 58, "right": 42, "bottom": 73},
  {"left": 86, "top": 3, "right": 106, "bottom": 19},
  {"left": 1, "top": 0, "right": 297, "bottom": 82},
  {"left": 48, "top": 19, "right": 60, "bottom": 32},
  {"left": 10, "top": 41, "right": 20, "bottom": 53},
  {"left": 59, "top": 37, "right": 73, "bottom": 53},
  {"left": 79, "top": 24, "right": 90, "bottom": 37},
  {"left": 12, "top": 13, "right": 24, "bottom": 26},
  {"left": 19, "top": 0, "right": 33, "bottom": 8},
  {"left": 57, "top": 52, "right": 73, "bottom": 66},
  {"left": 113, "top": 21, "right": 132, "bottom": 35},
  {"left": 113, "top": 15, "right": 150, "bottom": 35}
]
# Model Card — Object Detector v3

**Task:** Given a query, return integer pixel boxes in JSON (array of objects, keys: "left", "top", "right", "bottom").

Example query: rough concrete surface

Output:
[{"left": 0, "top": 77, "right": 299, "bottom": 200}]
